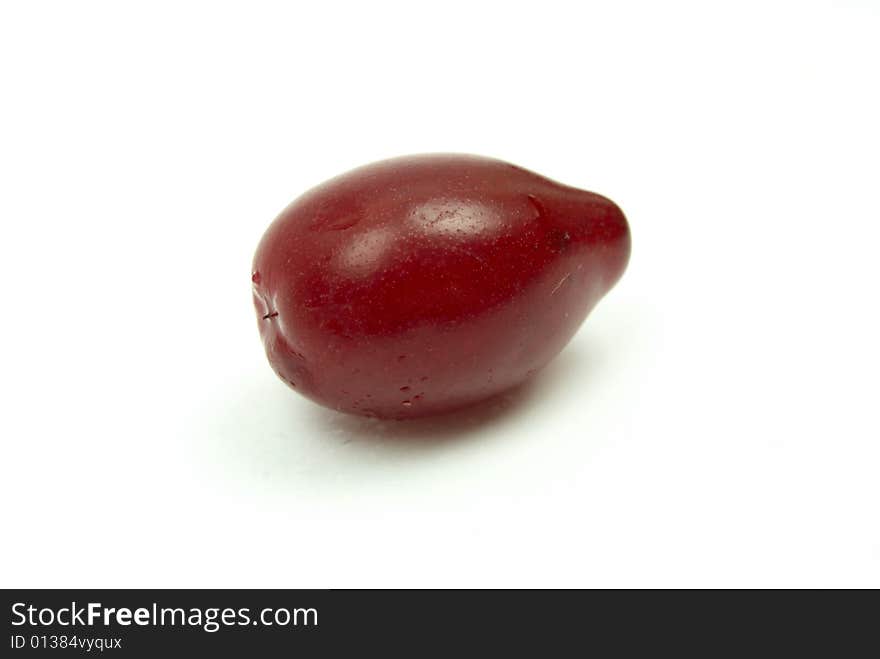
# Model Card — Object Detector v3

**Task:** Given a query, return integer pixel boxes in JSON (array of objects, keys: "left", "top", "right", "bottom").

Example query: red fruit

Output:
[{"left": 252, "top": 154, "right": 630, "bottom": 419}]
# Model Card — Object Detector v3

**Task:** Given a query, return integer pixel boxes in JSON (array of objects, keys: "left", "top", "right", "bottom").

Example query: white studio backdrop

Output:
[{"left": 1, "top": 1, "right": 878, "bottom": 587}]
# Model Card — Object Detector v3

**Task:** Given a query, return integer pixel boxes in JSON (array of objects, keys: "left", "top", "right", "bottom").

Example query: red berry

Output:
[{"left": 252, "top": 154, "right": 630, "bottom": 419}]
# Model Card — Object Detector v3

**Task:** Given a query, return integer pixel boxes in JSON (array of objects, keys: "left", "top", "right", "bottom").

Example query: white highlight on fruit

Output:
[
  {"left": 409, "top": 199, "right": 500, "bottom": 238},
  {"left": 335, "top": 225, "right": 396, "bottom": 277}
]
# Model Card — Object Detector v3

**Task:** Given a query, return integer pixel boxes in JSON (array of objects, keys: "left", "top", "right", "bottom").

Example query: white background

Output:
[{"left": 2, "top": 1, "right": 878, "bottom": 588}]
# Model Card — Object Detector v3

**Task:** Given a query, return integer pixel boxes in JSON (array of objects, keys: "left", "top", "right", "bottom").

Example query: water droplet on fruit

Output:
[
  {"left": 401, "top": 400, "right": 412, "bottom": 407},
  {"left": 400, "top": 385, "right": 410, "bottom": 392}
]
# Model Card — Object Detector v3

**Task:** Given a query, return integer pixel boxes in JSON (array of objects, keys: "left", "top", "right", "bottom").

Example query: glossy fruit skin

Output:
[{"left": 252, "top": 154, "right": 630, "bottom": 419}]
